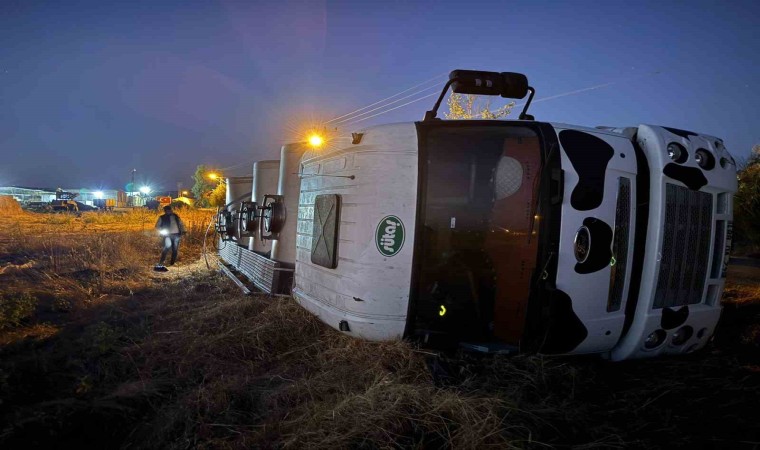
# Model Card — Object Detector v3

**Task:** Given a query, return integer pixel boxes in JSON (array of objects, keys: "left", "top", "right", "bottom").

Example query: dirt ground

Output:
[{"left": 1, "top": 211, "right": 759, "bottom": 449}]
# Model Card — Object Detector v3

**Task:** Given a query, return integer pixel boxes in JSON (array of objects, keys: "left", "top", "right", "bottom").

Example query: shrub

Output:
[
  {"left": 0, "top": 292, "right": 38, "bottom": 330},
  {"left": 52, "top": 297, "right": 73, "bottom": 313},
  {"left": 734, "top": 152, "right": 760, "bottom": 249},
  {"left": 82, "top": 322, "right": 121, "bottom": 355}
]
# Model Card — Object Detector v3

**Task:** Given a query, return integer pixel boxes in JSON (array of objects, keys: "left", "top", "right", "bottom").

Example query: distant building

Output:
[
  {"left": 0, "top": 186, "right": 128, "bottom": 207},
  {"left": 0, "top": 186, "right": 57, "bottom": 203},
  {"left": 62, "top": 188, "right": 128, "bottom": 207}
]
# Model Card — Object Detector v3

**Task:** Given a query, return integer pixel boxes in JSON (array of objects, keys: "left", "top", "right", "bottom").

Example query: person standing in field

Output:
[{"left": 154, "top": 205, "right": 187, "bottom": 270}]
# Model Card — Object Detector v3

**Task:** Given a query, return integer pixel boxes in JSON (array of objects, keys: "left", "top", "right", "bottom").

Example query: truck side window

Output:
[{"left": 311, "top": 194, "right": 341, "bottom": 269}]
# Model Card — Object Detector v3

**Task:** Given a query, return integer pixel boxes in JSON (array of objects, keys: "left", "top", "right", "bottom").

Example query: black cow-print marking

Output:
[
  {"left": 663, "top": 126, "right": 698, "bottom": 140},
  {"left": 559, "top": 130, "right": 614, "bottom": 211},
  {"left": 575, "top": 217, "right": 613, "bottom": 274},
  {"left": 663, "top": 163, "right": 708, "bottom": 190},
  {"left": 541, "top": 288, "right": 588, "bottom": 354},
  {"left": 661, "top": 305, "right": 689, "bottom": 330}
]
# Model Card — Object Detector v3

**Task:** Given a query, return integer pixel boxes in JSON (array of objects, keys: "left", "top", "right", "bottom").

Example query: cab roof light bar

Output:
[{"left": 423, "top": 69, "right": 536, "bottom": 121}]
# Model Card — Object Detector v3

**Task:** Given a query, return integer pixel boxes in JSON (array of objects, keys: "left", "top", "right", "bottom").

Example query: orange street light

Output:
[{"left": 308, "top": 133, "right": 324, "bottom": 148}]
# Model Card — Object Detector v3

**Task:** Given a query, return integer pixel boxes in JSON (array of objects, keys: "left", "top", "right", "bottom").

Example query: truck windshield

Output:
[{"left": 415, "top": 125, "right": 543, "bottom": 345}]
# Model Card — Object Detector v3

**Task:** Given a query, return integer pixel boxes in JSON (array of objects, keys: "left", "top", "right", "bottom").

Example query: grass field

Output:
[{"left": 1, "top": 210, "right": 759, "bottom": 449}]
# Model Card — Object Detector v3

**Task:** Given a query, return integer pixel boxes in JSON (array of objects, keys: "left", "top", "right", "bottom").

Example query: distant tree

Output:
[
  {"left": 191, "top": 165, "right": 216, "bottom": 208},
  {"left": 145, "top": 199, "right": 160, "bottom": 211},
  {"left": 444, "top": 93, "right": 515, "bottom": 119},
  {"left": 208, "top": 182, "right": 227, "bottom": 208},
  {"left": 733, "top": 144, "right": 760, "bottom": 250}
]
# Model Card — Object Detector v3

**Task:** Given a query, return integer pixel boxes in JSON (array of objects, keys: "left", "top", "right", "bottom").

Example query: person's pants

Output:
[{"left": 160, "top": 235, "right": 181, "bottom": 265}]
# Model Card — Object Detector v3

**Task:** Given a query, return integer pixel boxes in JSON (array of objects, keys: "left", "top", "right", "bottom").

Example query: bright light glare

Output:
[
  {"left": 159, "top": 229, "right": 168, "bottom": 236},
  {"left": 139, "top": 186, "right": 151, "bottom": 194},
  {"left": 308, "top": 134, "right": 324, "bottom": 148},
  {"left": 94, "top": 191, "right": 104, "bottom": 199},
  {"left": 207, "top": 173, "right": 219, "bottom": 180}
]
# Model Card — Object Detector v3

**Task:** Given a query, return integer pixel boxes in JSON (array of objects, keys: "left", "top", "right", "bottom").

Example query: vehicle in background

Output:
[
  {"left": 50, "top": 189, "right": 79, "bottom": 213},
  {"left": 93, "top": 198, "right": 116, "bottom": 211},
  {"left": 25, "top": 201, "right": 52, "bottom": 212},
  {"left": 74, "top": 201, "right": 98, "bottom": 211}
]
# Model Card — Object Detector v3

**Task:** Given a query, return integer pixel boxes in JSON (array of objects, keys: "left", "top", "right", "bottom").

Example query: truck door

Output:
[{"left": 412, "top": 123, "right": 545, "bottom": 345}]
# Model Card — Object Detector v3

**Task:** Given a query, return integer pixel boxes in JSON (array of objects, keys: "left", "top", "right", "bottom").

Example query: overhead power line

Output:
[
  {"left": 325, "top": 72, "right": 447, "bottom": 124},
  {"left": 339, "top": 91, "right": 439, "bottom": 127},
  {"left": 220, "top": 70, "right": 663, "bottom": 170},
  {"left": 220, "top": 157, "right": 257, "bottom": 172},
  {"left": 333, "top": 84, "right": 440, "bottom": 125}
]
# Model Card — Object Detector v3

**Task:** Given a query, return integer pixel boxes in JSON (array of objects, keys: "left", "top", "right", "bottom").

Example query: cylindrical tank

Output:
[
  {"left": 226, "top": 177, "right": 252, "bottom": 246},
  {"left": 250, "top": 160, "right": 280, "bottom": 255},
  {"left": 271, "top": 143, "right": 307, "bottom": 264},
  {"left": 248, "top": 164, "right": 257, "bottom": 251}
]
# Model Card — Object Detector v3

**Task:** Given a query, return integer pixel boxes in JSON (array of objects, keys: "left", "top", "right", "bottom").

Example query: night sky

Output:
[{"left": 2, "top": 0, "right": 758, "bottom": 192}]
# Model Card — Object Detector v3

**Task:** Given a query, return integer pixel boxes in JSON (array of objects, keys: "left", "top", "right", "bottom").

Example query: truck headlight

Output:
[
  {"left": 671, "top": 326, "right": 693, "bottom": 346},
  {"left": 694, "top": 149, "right": 715, "bottom": 170},
  {"left": 666, "top": 143, "right": 687, "bottom": 163},
  {"left": 644, "top": 329, "right": 666, "bottom": 349}
]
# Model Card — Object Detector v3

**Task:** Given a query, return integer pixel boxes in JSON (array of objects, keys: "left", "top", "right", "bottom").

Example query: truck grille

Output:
[
  {"left": 608, "top": 177, "right": 631, "bottom": 312},
  {"left": 654, "top": 184, "right": 712, "bottom": 309}
]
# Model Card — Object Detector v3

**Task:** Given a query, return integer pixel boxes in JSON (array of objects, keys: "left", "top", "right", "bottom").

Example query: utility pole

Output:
[{"left": 131, "top": 168, "right": 137, "bottom": 207}]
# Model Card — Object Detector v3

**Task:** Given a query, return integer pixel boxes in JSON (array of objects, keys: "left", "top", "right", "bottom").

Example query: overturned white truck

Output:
[{"left": 217, "top": 70, "right": 737, "bottom": 360}]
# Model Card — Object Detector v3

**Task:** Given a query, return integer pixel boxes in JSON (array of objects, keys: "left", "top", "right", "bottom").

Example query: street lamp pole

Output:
[{"left": 131, "top": 168, "right": 137, "bottom": 207}]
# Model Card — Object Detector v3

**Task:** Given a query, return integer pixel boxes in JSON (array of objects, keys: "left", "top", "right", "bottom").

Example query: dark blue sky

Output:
[{"left": 2, "top": 0, "right": 758, "bottom": 191}]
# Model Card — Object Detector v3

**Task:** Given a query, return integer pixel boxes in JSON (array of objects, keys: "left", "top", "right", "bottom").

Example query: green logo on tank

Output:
[{"left": 375, "top": 215, "right": 405, "bottom": 257}]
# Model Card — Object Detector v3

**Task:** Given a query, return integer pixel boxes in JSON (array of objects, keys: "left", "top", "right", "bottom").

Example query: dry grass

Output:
[
  {"left": 0, "top": 196, "right": 22, "bottom": 214},
  {"left": 723, "top": 264, "right": 760, "bottom": 307},
  {"left": 0, "top": 212, "right": 759, "bottom": 449},
  {"left": 109, "top": 284, "right": 603, "bottom": 449},
  {"left": 4, "top": 208, "right": 213, "bottom": 235},
  {"left": 723, "top": 283, "right": 760, "bottom": 306}
]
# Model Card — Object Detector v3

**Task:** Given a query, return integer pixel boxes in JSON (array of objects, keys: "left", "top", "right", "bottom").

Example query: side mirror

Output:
[
  {"left": 500, "top": 72, "right": 529, "bottom": 99},
  {"left": 449, "top": 70, "right": 529, "bottom": 99},
  {"left": 450, "top": 70, "right": 503, "bottom": 96},
  {"left": 423, "top": 69, "right": 533, "bottom": 121}
]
